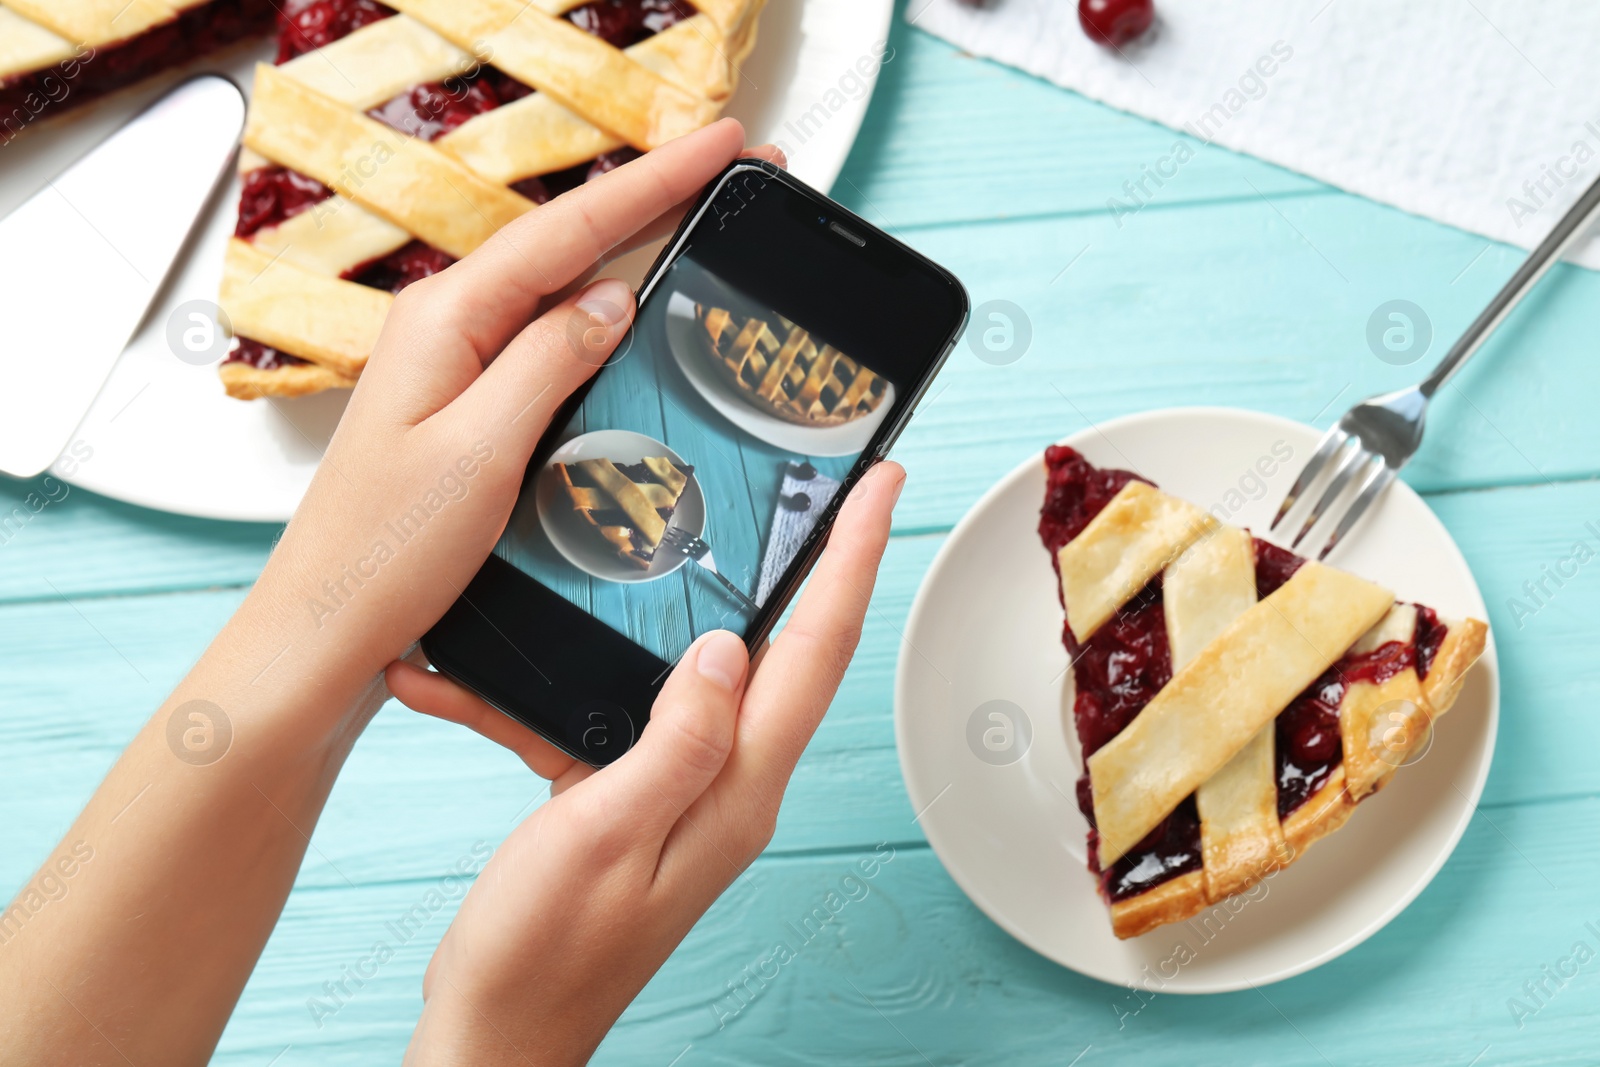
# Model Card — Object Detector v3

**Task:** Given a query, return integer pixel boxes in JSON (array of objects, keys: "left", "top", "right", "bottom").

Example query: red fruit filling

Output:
[
  {"left": 567, "top": 0, "right": 699, "bottom": 48},
  {"left": 225, "top": 340, "right": 309, "bottom": 370},
  {"left": 235, "top": 166, "right": 335, "bottom": 238},
  {"left": 276, "top": 0, "right": 396, "bottom": 62},
  {"left": 1039, "top": 446, "right": 1448, "bottom": 903}
]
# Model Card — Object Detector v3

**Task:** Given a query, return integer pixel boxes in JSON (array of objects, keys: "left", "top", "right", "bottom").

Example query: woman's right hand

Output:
[{"left": 391, "top": 459, "right": 904, "bottom": 1066}]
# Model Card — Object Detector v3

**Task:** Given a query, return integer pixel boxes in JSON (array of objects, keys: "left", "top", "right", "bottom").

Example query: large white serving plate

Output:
[
  {"left": 894, "top": 407, "right": 1499, "bottom": 993},
  {"left": 0, "top": 0, "right": 894, "bottom": 522}
]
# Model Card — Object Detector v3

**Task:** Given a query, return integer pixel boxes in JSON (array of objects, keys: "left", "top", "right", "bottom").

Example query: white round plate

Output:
[
  {"left": 894, "top": 407, "right": 1499, "bottom": 993},
  {"left": 663, "top": 290, "right": 894, "bottom": 458},
  {"left": 0, "top": 0, "right": 894, "bottom": 522},
  {"left": 534, "top": 430, "right": 704, "bottom": 584}
]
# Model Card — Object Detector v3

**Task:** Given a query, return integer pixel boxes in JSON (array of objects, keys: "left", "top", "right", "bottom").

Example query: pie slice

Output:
[
  {"left": 218, "top": 0, "right": 766, "bottom": 400},
  {"left": 555, "top": 456, "right": 692, "bottom": 568},
  {"left": 0, "top": 1, "right": 275, "bottom": 144},
  {"left": 1038, "top": 445, "right": 1488, "bottom": 939},
  {"left": 696, "top": 304, "right": 888, "bottom": 426}
]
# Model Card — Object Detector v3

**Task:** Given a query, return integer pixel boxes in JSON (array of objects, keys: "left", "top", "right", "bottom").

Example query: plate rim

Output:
[{"left": 893, "top": 404, "right": 1501, "bottom": 993}]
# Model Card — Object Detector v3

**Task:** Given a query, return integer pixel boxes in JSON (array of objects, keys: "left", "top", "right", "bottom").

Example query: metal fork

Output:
[
  {"left": 660, "top": 526, "right": 760, "bottom": 612},
  {"left": 1271, "top": 170, "right": 1600, "bottom": 559}
]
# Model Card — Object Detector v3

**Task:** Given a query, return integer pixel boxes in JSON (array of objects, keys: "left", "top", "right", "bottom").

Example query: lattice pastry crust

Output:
[
  {"left": 1040, "top": 448, "right": 1488, "bottom": 939},
  {"left": 555, "top": 456, "right": 691, "bottom": 568},
  {"left": 217, "top": 0, "right": 765, "bottom": 400},
  {"left": 696, "top": 304, "right": 888, "bottom": 426}
]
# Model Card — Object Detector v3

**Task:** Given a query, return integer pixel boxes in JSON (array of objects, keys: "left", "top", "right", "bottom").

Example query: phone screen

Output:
[
  {"left": 495, "top": 242, "right": 897, "bottom": 663},
  {"left": 427, "top": 163, "right": 965, "bottom": 764}
]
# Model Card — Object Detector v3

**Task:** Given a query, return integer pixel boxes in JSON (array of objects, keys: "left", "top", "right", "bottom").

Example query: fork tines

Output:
[{"left": 1269, "top": 426, "right": 1396, "bottom": 561}]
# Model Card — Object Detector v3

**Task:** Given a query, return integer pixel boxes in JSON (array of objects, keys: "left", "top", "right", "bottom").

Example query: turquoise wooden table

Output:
[{"left": 5, "top": 7, "right": 1600, "bottom": 1063}]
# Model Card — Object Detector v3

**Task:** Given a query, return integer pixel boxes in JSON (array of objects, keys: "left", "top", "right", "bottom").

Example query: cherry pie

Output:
[
  {"left": 696, "top": 303, "right": 888, "bottom": 426},
  {"left": 1039, "top": 446, "right": 1488, "bottom": 939},
  {"left": 555, "top": 456, "right": 692, "bottom": 568},
  {"left": 216, "top": 0, "right": 765, "bottom": 399}
]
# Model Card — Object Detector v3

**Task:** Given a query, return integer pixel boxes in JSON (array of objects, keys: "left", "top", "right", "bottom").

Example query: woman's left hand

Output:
[{"left": 249, "top": 120, "right": 782, "bottom": 690}]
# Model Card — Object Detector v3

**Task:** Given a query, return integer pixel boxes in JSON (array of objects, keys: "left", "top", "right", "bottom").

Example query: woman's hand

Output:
[
  {"left": 248, "top": 119, "right": 782, "bottom": 692},
  {"left": 391, "top": 460, "right": 904, "bottom": 1066},
  {"left": 2, "top": 119, "right": 817, "bottom": 1067}
]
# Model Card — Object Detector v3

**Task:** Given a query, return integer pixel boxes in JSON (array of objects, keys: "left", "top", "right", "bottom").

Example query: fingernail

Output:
[
  {"left": 695, "top": 631, "right": 747, "bottom": 691},
  {"left": 890, "top": 469, "right": 906, "bottom": 507},
  {"left": 750, "top": 144, "right": 787, "bottom": 168},
  {"left": 576, "top": 278, "right": 633, "bottom": 327}
]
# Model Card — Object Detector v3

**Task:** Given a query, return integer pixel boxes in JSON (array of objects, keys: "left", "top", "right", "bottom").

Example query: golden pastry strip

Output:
[
  {"left": 220, "top": 239, "right": 393, "bottom": 379},
  {"left": 244, "top": 64, "right": 535, "bottom": 260},
  {"left": 0, "top": 7, "right": 75, "bottom": 77},
  {"left": 1165, "top": 527, "right": 1293, "bottom": 900},
  {"left": 1089, "top": 561, "right": 1395, "bottom": 867},
  {"left": 1056, "top": 481, "right": 1216, "bottom": 641},
  {"left": 444, "top": 18, "right": 729, "bottom": 182},
  {"left": 389, "top": 0, "right": 720, "bottom": 150},
  {"left": 280, "top": 14, "right": 475, "bottom": 111},
  {"left": 575, "top": 460, "right": 667, "bottom": 546},
  {"left": 5, "top": 0, "right": 179, "bottom": 46},
  {"left": 245, "top": 205, "right": 413, "bottom": 281}
]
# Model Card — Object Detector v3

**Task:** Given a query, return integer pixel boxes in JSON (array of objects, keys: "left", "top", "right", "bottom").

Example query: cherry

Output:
[
  {"left": 234, "top": 166, "right": 333, "bottom": 238},
  {"left": 276, "top": 0, "right": 395, "bottom": 62},
  {"left": 345, "top": 241, "right": 456, "bottom": 294},
  {"left": 566, "top": 0, "right": 696, "bottom": 49},
  {"left": 1078, "top": 0, "right": 1154, "bottom": 49}
]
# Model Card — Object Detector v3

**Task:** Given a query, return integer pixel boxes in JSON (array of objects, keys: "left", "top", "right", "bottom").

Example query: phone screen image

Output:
[
  {"left": 426, "top": 163, "right": 965, "bottom": 763},
  {"left": 497, "top": 250, "right": 896, "bottom": 664}
]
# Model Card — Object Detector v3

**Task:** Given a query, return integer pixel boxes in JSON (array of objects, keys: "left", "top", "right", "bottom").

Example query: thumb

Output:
[
  {"left": 606, "top": 630, "right": 749, "bottom": 839},
  {"left": 458, "top": 276, "right": 636, "bottom": 456}
]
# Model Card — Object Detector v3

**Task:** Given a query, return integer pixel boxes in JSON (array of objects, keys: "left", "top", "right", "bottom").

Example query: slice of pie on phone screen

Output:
[
  {"left": 217, "top": 0, "right": 763, "bottom": 399},
  {"left": 1039, "top": 446, "right": 1488, "bottom": 940},
  {"left": 554, "top": 457, "right": 692, "bottom": 569}
]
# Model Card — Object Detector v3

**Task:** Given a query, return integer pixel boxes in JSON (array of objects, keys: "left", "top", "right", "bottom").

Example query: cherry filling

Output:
[
  {"left": 568, "top": 0, "right": 699, "bottom": 48},
  {"left": 1065, "top": 583, "right": 1172, "bottom": 759},
  {"left": 225, "top": 341, "right": 310, "bottom": 370},
  {"left": 1274, "top": 604, "right": 1448, "bottom": 817},
  {"left": 1253, "top": 537, "right": 1304, "bottom": 600},
  {"left": 235, "top": 166, "right": 335, "bottom": 238},
  {"left": 1039, "top": 444, "right": 1151, "bottom": 556},
  {"left": 344, "top": 241, "right": 456, "bottom": 292},
  {"left": 0, "top": 0, "right": 276, "bottom": 140},
  {"left": 276, "top": 0, "right": 396, "bottom": 62},
  {"left": 1038, "top": 446, "right": 1449, "bottom": 903}
]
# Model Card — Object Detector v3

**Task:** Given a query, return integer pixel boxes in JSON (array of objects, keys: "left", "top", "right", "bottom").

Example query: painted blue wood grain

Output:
[{"left": 2, "top": 4, "right": 1599, "bottom": 1064}]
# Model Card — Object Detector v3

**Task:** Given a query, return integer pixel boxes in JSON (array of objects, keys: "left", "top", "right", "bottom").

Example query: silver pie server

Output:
[
  {"left": 0, "top": 74, "right": 245, "bottom": 480},
  {"left": 1270, "top": 167, "right": 1600, "bottom": 559}
]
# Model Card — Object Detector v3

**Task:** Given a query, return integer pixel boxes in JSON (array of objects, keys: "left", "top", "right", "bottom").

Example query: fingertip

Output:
[
  {"left": 745, "top": 143, "right": 788, "bottom": 170},
  {"left": 694, "top": 630, "right": 749, "bottom": 693}
]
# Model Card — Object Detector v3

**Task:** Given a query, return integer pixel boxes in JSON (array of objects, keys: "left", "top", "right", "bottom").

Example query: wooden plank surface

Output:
[{"left": 3, "top": 8, "right": 1597, "bottom": 1066}]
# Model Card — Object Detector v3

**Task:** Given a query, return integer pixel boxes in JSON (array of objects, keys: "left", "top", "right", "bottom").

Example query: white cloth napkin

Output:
[
  {"left": 911, "top": 0, "right": 1600, "bottom": 268},
  {"left": 756, "top": 465, "right": 842, "bottom": 607}
]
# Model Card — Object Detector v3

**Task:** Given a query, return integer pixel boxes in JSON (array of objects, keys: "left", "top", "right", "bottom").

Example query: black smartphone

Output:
[{"left": 422, "top": 160, "right": 968, "bottom": 765}]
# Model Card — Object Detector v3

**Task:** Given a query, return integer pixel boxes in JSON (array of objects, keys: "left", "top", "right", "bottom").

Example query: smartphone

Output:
[{"left": 422, "top": 160, "right": 968, "bottom": 765}]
